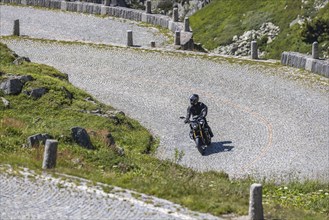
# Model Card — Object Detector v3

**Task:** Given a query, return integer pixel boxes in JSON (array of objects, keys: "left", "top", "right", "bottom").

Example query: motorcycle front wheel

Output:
[
  {"left": 205, "top": 133, "right": 211, "bottom": 146},
  {"left": 195, "top": 138, "right": 205, "bottom": 155}
]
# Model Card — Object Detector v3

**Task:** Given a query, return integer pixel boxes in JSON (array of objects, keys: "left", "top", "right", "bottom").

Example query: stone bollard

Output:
[
  {"left": 127, "top": 30, "right": 133, "bottom": 46},
  {"left": 184, "top": 17, "right": 190, "bottom": 32},
  {"left": 146, "top": 0, "right": 151, "bottom": 14},
  {"left": 312, "top": 42, "right": 319, "bottom": 59},
  {"left": 104, "top": 0, "right": 110, "bottom": 6},
  {"left": 173, "top": 8, "right": 178, "bottom": 22},
  {"left": 111, "top": 0, "right": 118, "bottom": 6},
  {"left": 174, "top": 31, "right": 181, "bottom": 45},
  {"left": 150, "top": 41, "right": 155, "bottom": 48},
  {"left": 13, "top": 19, "right": 20, "bottom": 36},
  {"left": 249, "top": 183, "right": 264, "bottom": 220},
  {"left": 251, "top": 41, "right": 258, "bottom": 59},
  {"left": 42, "top": 140, "right": 58, "bottom": 169}
]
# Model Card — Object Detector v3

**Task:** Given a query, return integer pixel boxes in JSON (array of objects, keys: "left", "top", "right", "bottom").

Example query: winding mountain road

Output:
[{"left": 1, "top": 5, "right": 328, "bottom": 182}]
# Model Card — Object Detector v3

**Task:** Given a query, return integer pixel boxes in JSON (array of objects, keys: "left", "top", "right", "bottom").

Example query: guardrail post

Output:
[
  {"left": 150, "top": 41, "right": 155, "bottom": 47},
  {"left": 127, "top": 30, "right": 133, "bottom": 46},
  {"left": 312, "top": 41, "right": 319, "bottom": 59},
  {"left": 251, "top": 41, "right": 258, "bottom": 59},
  {"left": 174, "top": 31, "right": 180, "bottom": 45},
  {"left": 13, "top": 19, "right": 20, "bottom": 36},
  {"left": 173, "top": 7, "right": 178, "bottom": 22},
  {"left": 184, "top": 17, "right": 190, "bottom": 32},
  {"left": 42, "top": 140, "right": 58, "bottom": 169},
  {"left": 249, "top": 183, "right": 264, "bottom": 220},
  {"left": 146, "top": 0, "right": 151, "bottom": 14}
]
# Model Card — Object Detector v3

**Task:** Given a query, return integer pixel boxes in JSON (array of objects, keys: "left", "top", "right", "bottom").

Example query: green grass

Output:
[
  {"left": 190, "top": 0, "right": 329, "bottom": 59},
  {"left": 0, "top": 42, "right": 328, "bottom": 219}
]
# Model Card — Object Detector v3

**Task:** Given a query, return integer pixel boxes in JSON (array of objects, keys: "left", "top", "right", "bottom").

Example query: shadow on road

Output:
[{"left": 204, "top": 141, "right": 234, "bottom": 156}]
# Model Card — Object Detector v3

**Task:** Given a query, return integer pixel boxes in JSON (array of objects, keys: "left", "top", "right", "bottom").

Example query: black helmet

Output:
[{"left": 189, "top": 94, "right": 199, "bottom": 105}]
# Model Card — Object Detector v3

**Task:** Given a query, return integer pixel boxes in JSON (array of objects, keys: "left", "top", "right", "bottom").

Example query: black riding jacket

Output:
[{"left": 185, "top": 102, "right": 208, "bottom": 120}]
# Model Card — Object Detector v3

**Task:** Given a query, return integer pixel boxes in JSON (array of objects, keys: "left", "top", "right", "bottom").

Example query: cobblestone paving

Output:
[
  {"left": 0, "top": 5, "right": 169, "bottom": 48},
  {"left": 0, "top": 166, "right": 223, "bottom": 220}
]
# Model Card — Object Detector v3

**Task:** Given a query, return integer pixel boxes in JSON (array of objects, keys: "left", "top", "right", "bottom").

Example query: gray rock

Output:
[
  {"left": 61, "top": 86, "right": 73, "bottom": 100},
  {"left": 116, "top": 146, "right": 125, "bottom": 156},
  {"left": 18, "top": 75, "right": 34, "bottom": 84},
  {"left": 28, "top": 87, "right": 48, "bottom": 99},
  {"left": 1, "top": 97, "right": 10, "bottom": 108},
  {"left": 0, "top": 78, "right": 23, "bottom": 95},
  {"left": 13, "top": 56, "right": 31, "bottom": 65},
  {"left": 71, "top": 127, "right": 94, "bottom": 149},
  {"left": 85, "top": 96, "right": 97, "bottom": 104},
  {"left": 106, "top": 133, "right": 115, "bottom": 146},
  {"left": 91, "top": 109, "right": 102, "bottom": 114},
  {"left": 27, "top": 133, "right": 52, "bottom": 147}
]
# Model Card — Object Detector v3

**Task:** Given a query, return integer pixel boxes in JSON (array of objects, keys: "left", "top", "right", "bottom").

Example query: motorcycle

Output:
[{"left": 180, "top": 116, "right": 212, "bottom": 155}]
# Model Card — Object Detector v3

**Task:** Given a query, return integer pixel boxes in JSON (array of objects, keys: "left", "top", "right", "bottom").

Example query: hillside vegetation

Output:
[
  {"left": 190, "top": 0, "right": 329, "bottom": 59},
  {"left": 1, "top": 41, "right": 329, "bottom": 219}
]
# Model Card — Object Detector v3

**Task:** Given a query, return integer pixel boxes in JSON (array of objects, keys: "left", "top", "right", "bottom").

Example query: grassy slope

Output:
[
  {"left": 190, "top": 0, "right": 329, "bottom": 59},
  {"left": 0, "top": 42, "right": 328, "bottom": 219}
]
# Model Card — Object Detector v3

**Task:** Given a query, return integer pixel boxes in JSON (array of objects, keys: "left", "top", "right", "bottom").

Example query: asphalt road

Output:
[{"left": 1, "top": 5, "right": 328, "bottom": 183}]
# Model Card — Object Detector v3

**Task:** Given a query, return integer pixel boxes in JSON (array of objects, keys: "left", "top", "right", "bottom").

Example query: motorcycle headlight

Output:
[{"left": 192, "top": 124, "right": 198, "bottom": 129}]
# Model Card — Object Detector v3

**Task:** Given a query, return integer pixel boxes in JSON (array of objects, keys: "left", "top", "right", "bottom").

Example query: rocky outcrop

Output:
[{"left": 214, "top": 22, "right": 280, "bottom": 57}]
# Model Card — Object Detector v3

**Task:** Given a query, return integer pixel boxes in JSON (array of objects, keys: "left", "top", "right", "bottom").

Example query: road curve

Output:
[{"left": 1, "top": 5, "right": 329, "bottom": 182}]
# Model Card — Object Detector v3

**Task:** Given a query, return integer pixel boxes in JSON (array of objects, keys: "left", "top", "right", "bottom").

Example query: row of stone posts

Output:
[
  {"left": 251, "top": 40, "right": 320, "bottom": 60},
  {"left": 11, "top": 2, "right": 191, "bottom": 49},
  {"left": 126, "top": 30, "right": 155, "bottom": 47},
  {"left": 142, "top": 0, "right": 191, "bottom": 48},
  {"left": 174, "top": 17, "right": 191, "bottom": 46},
  {"left": 42, "top": 140, "right": 263, "bottom": 218},
  {"left": 12, "top": 20, "right": 154, "bottom": 48},
  {"left": 42, "top": 138, "right": 264, "bottom": 219}
]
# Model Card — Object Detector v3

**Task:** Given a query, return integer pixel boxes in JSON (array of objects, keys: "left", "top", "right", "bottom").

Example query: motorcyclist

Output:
[{"left": 184, "top": 94, "right": 214, "bottom": 139}]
